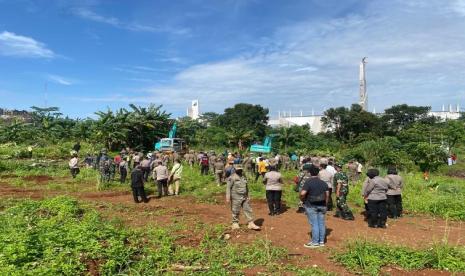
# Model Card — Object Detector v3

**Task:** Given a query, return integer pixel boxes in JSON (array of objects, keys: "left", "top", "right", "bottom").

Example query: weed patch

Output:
[
  {"left": 0, "top": 196, "right": 329, "bottom": 275},
  {"left": 334, "top": 239, "right": 465, "bottom": 275}
]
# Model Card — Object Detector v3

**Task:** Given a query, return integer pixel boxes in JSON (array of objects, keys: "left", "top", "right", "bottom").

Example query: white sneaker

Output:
[
  {"left": 231, "top": 223, "right": 240, "bottom": 230},
  {"left": 304, "top": 242, "right": 320, "bottom": 248},
  {"left": 247, "top": 222, "right": 261, "bottom": 230}
]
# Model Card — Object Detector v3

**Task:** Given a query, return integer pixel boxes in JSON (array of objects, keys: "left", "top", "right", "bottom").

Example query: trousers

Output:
[
  {"left": 70, "top": 168, "right": 80, "bottom": 178},
  {"left": 255, "top": 172, "right": 265, "bottom": 181},
  {"left": 141, "top": 167, "right": 151, "bottom": 181},
  {"left": 131, "top": 186, "right": 148, "bottom": 203},
  {"left": 335, "top": 195, "right": 354, "bottom": 220},
  {"left": 327, "top": 188, "right": 333, "bottom": 211},
  {"left": 201, "top": 165, "right": 209, "bottom": 175},
  {"left": 120, "top": 168, "right": 127, "bottom": 183},
  {"left": 266, "top": 190, "right": 282, "bottom": 214},
  {"left": 387, "top": 194, "right": 403, "bottom": 218},
  {"left": 215, "top": 171, "right": 224, "bottom": 184},
  {"left": 304, "top": 204, "right": 327, "bottom": 244},
  {"left": 168, "top": 179, "right": 180, "bottom": 195},
  {"left": 157, "top": 179, "right": 168, "bottom": 197},
  {"left": 367, "top": 199, "right": 387, "bottom": 227},
  {"left": 231, "top": 193, "right": 254, "bottom": 223}
]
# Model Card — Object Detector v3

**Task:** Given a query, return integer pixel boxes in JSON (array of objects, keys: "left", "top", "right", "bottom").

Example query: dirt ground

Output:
[{"left": 0, "top": 181, "right": 464, "bottom": 276}]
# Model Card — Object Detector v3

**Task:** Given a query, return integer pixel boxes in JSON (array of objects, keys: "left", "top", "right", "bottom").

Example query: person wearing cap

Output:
[
  {"left": 385, "top": 167, "right": 404, "bottom": 219},
  {"left": 363, "top": 168, "right": 389, "bottom": 228},
  {"left": 168, "top": 158, "right": 183, "bottom": 196},
  {"left": 334, "top": 163, "right": 354, "bottom": 220},
  {"left": 226, "top": 164, "right": 261, "bottom": 230},
  {"left": 263, "top": 165, "right": 284, "bottom": 216},
  {"left": 214, "top": 157, "right": 225, "bottom": 186},
  {"left": 224, "top": 160, "right": 235, "bottom": 179}
]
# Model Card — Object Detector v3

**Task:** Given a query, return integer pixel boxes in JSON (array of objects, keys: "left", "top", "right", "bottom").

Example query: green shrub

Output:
[
  {"left": 1, "top": 196, "right": 324, "bottom": 275},
  {"left": 334, "top": 239, "right": 465, "bottom": 275}
]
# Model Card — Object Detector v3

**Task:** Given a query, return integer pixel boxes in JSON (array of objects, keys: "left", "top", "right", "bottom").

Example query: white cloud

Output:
[
  {"left": 48, "top": 74, "right": 74, "bottom": 86},
  {"left": 0, "top": 31, "right": 55, "bottom": 58},
  {"left": 83, "top": 0, "right": 465, "bottom": 115},
  {"left": 72, "top": 7, "right": 190, "bottom": 35}
]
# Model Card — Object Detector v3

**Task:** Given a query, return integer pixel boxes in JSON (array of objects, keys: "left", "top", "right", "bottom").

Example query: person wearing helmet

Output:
[
  {"left": 226, "top": 164, "right": 260, "bottom": 231},
  {"left": 334, "top": 163, "right": 354, "bottom": 220}
]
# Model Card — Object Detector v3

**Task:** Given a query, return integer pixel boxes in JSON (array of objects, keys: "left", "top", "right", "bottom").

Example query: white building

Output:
[
  {"left": 429, "top": 104, "right": 461, "bottom": 120},
  {"left": 187, "top": 100, "right": 200, "bottom": 120},
  {"left": 269, "top": 104, "right": 462, "bottom": 134},
  {"left": 269, "top": 114, "right": 326, "bottom": 133}
]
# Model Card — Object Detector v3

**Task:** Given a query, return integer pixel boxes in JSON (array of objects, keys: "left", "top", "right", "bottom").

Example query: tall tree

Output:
[
  {"left": 382, "top": 104, "right": 431, "bottom": 134},
  {"left": 322, "top": 104, "right": 381, "bottom": 142},
  {"left": 217, "top": 103, "right": 269, "bottom": 148}
]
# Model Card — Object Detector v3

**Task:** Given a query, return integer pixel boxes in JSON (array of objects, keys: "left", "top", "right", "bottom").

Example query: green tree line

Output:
[{"left": 1, "top": 102, "right": 464, "bottom": 171}]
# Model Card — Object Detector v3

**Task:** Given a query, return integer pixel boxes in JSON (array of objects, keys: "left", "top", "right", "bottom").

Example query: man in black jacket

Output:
[{"left": 131, "top": 165, "right": 149, "bottom": 203}]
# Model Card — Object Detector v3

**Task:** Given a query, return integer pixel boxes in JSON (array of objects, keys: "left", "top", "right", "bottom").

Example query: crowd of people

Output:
[
  {"left": 68, "top": 145, "right": 405, "bottom": 248},
  {"left": 68, "top": 146, "right": 184, "bottom": 203}
]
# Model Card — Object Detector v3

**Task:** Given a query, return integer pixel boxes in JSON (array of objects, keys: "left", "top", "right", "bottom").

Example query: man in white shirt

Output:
[
  {"left": 69, "top": 153, "right": 80, "bottom": 178},
  {"left": 153, "top": 161, "right": 169, "bottom": 198},
  {"left": 318, "top": 163, "right": 334, "bottom": 211},
  {"left": 326, "top": 161, "right": 337, "bottom": 176}
]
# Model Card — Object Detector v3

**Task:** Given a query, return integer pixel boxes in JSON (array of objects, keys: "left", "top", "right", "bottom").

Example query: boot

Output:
[
  {"left": 247, "top": 221, "right": 261, "bottom": 230},
  {"left": 231, "top": 223, "right": 240, "bottom": 230}
]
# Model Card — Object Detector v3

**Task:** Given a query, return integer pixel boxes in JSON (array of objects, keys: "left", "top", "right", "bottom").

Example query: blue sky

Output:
[{"left": 1, "top": 0, "right": 465, "bottom": 118}]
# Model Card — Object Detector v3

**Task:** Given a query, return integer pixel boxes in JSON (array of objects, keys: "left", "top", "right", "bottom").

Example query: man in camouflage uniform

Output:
[
  {"left": 226, "top": 165, "right": 260, "bottom": 230},
  {"left": 99, "top": 149, "right": 112, "bottom": 183},
  {"left": 334, "top": 163, "right": 354, "bottom": 220}
]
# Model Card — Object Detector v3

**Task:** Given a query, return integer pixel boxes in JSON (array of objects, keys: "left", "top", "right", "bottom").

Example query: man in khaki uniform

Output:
[
  {"left": 214, "top": 158, "right": 225, "bottom": 186},
  {"left": 226, "top": 165, "right": 260, "bottom": 230}
]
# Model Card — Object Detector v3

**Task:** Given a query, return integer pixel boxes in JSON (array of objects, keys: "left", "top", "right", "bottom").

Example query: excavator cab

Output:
[
  {"left": 250, "top": 136, "right": 273, "bottom": 153},
  {"left": 154, "top": 123, "right": 186, "bottom": 153},
  {"left": 156, "top": 138, "right": 186, "bottom": 153}
]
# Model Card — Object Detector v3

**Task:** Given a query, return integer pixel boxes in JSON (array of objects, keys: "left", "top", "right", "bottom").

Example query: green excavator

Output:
[{"left": 154, "top": 123, "right": 186, "bottom": 153}]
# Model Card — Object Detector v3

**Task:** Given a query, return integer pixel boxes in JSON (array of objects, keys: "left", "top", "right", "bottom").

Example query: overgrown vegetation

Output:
[
  {"left": 0, "top": 196, "right": 329, "bottom": 275},
  {"left": 334, "top": 239, "right": 465, "bottom": 275},
  {"left": 2, "top": 103, "right": 464, "bottom": 173}
]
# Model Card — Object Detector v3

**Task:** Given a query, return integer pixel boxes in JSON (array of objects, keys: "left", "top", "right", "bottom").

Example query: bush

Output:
[
  {"left": 334, "top": 239, "right": 465, "bottom": 275},
  {"left": 1, "top": 196, "right": 325, "bottom": 275}
]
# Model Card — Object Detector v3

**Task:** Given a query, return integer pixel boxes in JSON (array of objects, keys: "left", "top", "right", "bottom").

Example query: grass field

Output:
[{"left": 1, "top": 143, "right": 465, "bottom": 275}]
